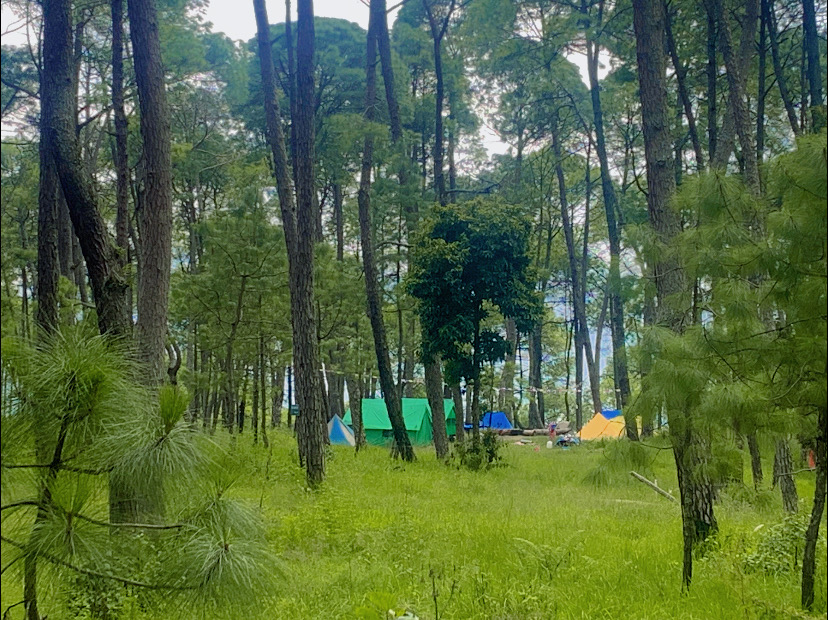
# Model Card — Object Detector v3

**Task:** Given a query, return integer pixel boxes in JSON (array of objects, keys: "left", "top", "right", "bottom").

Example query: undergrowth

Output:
[{"left": 2, "top": 431, "right": 824, "bottom": 619}]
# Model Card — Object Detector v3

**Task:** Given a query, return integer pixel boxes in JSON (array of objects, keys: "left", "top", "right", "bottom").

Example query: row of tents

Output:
[{"left": 328, "top": 399, "right": 628, "bottom": 447}]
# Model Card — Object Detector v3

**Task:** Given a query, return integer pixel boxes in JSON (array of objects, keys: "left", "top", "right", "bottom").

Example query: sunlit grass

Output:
[{"left": 2, "top": 430, "right": 824, "bottom": 619}]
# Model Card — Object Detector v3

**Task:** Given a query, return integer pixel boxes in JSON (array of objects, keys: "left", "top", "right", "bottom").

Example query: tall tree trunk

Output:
[
  {"left": 252, "top": 355, "right": 260, "bottom": 443},
  {"left": 551, "top": 111, "right": 601, "bottom": 415},
  {"left": 801, "top": 0, "right": 825, "bottom": 132},
  {"left": 37, "top": 137, "right": 60, "bottom": 334},
  {"left": 271, "top": 362, "right": 285, "bottom": 428},
  {"left": 71, "top": 232, "right": 89, "bottom": 305},
  {"left": 756, "top": 3, "right": 767, "bottom": 165},
  {"left": 57, "top": 192, "right": 73, "bottom": 280},
  {"left": 452, "top": 383, "right": 465, "bottom": 443},
  {"left": 128, "top": 0, "right": 173, "bottom": 382},
  {"left": 112, "top": 0, "right": 130, "bottom": 327},
  {"left": 527, "top": 321, "right": 544, "bottom": 428},
  {"left": 633, "top": 0, "right": 716, "bottom": 590},
  {"left": 424, "top": 0, "right": 453, "bottom": 206},
  {"left": 260, "top": 335, "right": 269, "bottom": 447},
  {"left": 254, "top": 0, "right": 326, "bottom": 485},
  {"left": 425, "top": 354, "right": 449, "bottom": 460},
  {"left": 773, "top": 437, "right": 798, "bottom": 513},
  {"left": 358, "top": 2, "right": 414, "bottom": 461},
  {"left": 334, "top": 183, "right": 344, "bottom": 260},
  {"left": 293, "top": 0, "right": 327, "bottom": 479},
  {"left": 714, "top": 0, "right": 761, "bottom": 194},
  {"left": 705, "top": 0, "right": 718, "bottom": 159},
  {"left": 765, "top": 0, "right": 801, "bottom": 136},
  {"left": 801, "top": 407, "right": 826, "bottom": 610},
  {"left": 584, "top": 31, "right": 635, "bottom": 437},
  {"left": 574, "top": 314, "right": 584, "bottom": 431},
  {"left": 747, "top": 431, "right": 763, "bottom": 489},
  {"left": 346, "top": 374, "right": 367, "bottom": 451},
  {"left": 710, "top": 0, "right": 759, "bottom": 171},
  {"left": 663, "top": 5, "right": 705, "bottom": 168},
  {"left": 41, "top": 0, "right": 128, "bottom": 340},
  {"left": 640, "top": 270, "right": 656, "bottom": 437},
  {"left": 238, "top": 365, "right": 250, "bottom": 434},
  {"left": 498, "top": 318, "right": 518, "bottom": 422}
]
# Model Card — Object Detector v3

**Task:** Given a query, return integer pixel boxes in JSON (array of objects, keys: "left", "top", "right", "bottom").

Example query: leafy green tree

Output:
[{"left": 408, "top": 197, "right": 541, "bottom": 449}]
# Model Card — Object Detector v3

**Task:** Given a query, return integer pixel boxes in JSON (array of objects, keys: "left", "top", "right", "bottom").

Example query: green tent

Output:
[{"left": 343, "top": 398, "right": 456, "bottom": 446}]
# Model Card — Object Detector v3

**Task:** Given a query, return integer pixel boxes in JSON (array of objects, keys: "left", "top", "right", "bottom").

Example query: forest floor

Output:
[{"left": 3, "top": 430, "right": 825, "bottom": 619}]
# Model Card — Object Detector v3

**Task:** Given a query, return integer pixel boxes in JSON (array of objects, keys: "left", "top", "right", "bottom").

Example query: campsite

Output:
[{"left": 1, "top": 0, "right": 826, "bottom": 618}]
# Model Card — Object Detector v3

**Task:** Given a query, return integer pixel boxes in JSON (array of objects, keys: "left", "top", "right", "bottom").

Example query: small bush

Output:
[
  {"left": 453, "top": 430, "right": 505, "bottom": 471},
  {"left": 742, "top": 514, "right": 809, "bottom": 575}
]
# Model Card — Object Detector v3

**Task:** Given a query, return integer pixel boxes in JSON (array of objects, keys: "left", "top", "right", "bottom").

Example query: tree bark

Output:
[
  {"left": 773, "top": 437, "right": 798, "bottom": 513},
  {"left": 765, "top": 0, "right": 801, "bottom": 136},
  {"left": 551, "top": 111, "right": 601, "bottom": 416},
  {"left": 452, "top": 383, "right": 465, "bottom": 443},
  {"left": 747, "top": 431, "right": 763, "bottom": 489},
  {"left": 663, "top": 4, "right": 705, "bottom": 168},
  {"left": 254, "top": 0, "right": 326, "bottom": 485},
  {"left": 633, "top": 0, "right": 716, "bottom": 590},
  {"left": 756, "top": 4, "right": 767, "bottom": 165},
  {"left": 358, "top": 1, "right": 414, "bottom": 461},
  {"left": 345, "top": 374, "right": 367, "bottom": 451},
  {"left": 271, "top": 362, "right": 285, "bottom": 428},
  {"left": 423, "top": 0, "right": 454, "bottom": 206},
  {"left": 293, "top": 0, "right": 327, "bottom": 480},
  {"left": 252, "top": 355, "right": 260, "bottom": 443},
  {"left": 709, "top": 0, "right": 759, "bottom": 172},
  {"left": 57, "top": 191, "right": 73, "bottom": 280},
  {"left": 37, "top": 136, "right": 60, "bottom": 335},
  {"left": 112, "top": 0, "right": 131, "bottom": 328},
  {"left": 714, "top": 0, "right": 761, "bottom": 194},
  {"left": 801, "top": 407, "right": 826, "bottom": 610},
  {"left": 704, "top": 0, "right": 718, "bottom": 159},
  {"left": 527, "top": 321, "right": 544, "bottom": 428},
  {"left": 259, "top": 335, "right": 269, "bottom": 447},
  {"left": 584, "top": 27, "right": 635, "bottom": 437},
  {"left": 425, "top": 354, "right": 449, "bottom": 460},
  {"left": 128, "top": 0, "right": 173, "bottom": 383},
  {"left": 334, "top": 183, "right": 344, "bottom": 261},
  {"left": 498, "top": 318, "right": 518, "bottom": 422},
  {"left": 42, "top": 0, "right": 128, "bottom": 340},
  {"left": 801, "top": 0, "right": 825, "bottom": 132}
]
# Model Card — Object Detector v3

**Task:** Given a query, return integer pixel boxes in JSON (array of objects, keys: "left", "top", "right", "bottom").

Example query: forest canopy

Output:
[{"left": 1, "top": 0, "right": 825, "bottom": 617}]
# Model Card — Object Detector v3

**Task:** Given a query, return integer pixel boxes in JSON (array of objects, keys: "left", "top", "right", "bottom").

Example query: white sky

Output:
[
  {"left": 1, "top": 0, "right": 602, "bottom": 154},
  {"left": 202, "top": 0, "right": 375, "bottom": 40}
]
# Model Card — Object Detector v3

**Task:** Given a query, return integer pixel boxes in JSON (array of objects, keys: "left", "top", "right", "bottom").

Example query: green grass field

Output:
[{"left": 2, "top": 431, "right": 825, "bottom": 619}]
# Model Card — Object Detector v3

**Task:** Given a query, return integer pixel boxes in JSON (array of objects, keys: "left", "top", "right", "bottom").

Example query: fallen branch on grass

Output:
[{"left": 630, "top": 471, "right": 677, "bottom": 502}]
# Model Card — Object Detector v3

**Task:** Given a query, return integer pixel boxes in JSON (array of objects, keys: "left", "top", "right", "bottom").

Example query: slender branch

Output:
[
  {"left": 0, "top": 500, "right": 40, "bottom": 511},
  {"left": 0, "top": 535, "right": 194, "bottom": 590},
  {"left": 70, "top": 512, "right": 184, "bottom": 530}
]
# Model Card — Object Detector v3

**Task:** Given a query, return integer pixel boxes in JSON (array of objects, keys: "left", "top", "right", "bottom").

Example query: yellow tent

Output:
[{"left": 578, "top": 411, "right": 627, "bottom": 440}]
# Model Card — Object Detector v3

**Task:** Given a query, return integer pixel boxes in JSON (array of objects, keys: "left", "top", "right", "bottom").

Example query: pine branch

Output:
[
  {"left": 0, "top": 500, "right": 40, "bottom": 511},
  {"left": 70, "top": 512, "right": 184, "bottom": 530},
  {"left": 0, "top": 535, "right": 194, "bottom": 590}
]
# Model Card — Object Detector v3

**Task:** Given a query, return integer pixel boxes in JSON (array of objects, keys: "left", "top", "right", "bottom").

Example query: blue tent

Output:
[
  {"left": 480, "top": 411, "right": 513, "bottom": 430},
  {"left": 601, "top": 409, "right": 622, "bottom": 420},
  {"left": 328, "top": 414, "right": 356, "bottom": 446}
]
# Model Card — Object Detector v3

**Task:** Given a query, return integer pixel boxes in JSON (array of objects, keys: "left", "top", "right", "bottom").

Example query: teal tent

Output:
[{"left": 343, "top": 398, "right": 457, "bottom": 446}]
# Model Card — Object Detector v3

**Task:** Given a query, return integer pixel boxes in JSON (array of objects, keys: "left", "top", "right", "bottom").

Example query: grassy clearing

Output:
[{"left": 2, "top": 431, "right": 825, "bottom": 619}]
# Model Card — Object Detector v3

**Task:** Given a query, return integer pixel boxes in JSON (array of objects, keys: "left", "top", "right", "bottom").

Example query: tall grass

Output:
[{"left": 2, "top": 431, "right": 824, "bottom": 619}]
